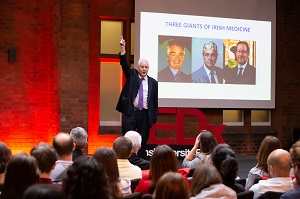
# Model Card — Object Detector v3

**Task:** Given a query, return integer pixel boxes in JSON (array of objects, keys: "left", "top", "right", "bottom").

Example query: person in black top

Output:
[
  {"left": 70, "top": 127, "right": 88, "bottom": 161},
  {"left": 124, "top": 130, "right": 150, "bottom": 170}
]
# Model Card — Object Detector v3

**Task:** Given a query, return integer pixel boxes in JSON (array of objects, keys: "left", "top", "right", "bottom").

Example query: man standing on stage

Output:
[{"left": 116, "top": 36, "right": 158, "bottom": 159}]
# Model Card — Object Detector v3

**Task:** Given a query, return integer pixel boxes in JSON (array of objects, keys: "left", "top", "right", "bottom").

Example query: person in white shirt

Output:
[
  {"left": 190, "top": 164, "right": 237, "bottom": 199},
  {"left": 51, "top": 133, "right": 75, "bottom": 184},
  {"left": 250, "top": 149, "right": 293, "bottom": 199},
  {"left": 182, "top": 130, "right": 218, "bottom": 169},
  {"left": 245, "top": 136, "right": 282, "bottom": 190}
]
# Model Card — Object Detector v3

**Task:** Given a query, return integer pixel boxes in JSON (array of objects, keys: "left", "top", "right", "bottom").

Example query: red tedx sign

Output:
[{"left": 149, "top": 108, "right": 226, "bottom": 145}]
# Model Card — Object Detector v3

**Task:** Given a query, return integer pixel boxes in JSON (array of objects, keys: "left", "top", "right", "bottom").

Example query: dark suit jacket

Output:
[
  {"left": 226, "top": 63, "right": 256, "bottom": 84},
  {"left": 158, "top": 66, "right": 192, "bottom": 83},
  {"left": 192, "top": 65, "right": 224, "bottom": 83},
  {"left": 128, "top": 153, "right": 150, "bottom": 170},
  {"left": 116, "top": 53, "right": 158, "bottom": 127},
  {"left": 72, "top": 148, "right": 84, "bottom": 162}
]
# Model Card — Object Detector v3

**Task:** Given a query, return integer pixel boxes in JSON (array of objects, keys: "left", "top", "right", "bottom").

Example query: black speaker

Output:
[{"left": 8, "top": 48, "right": 16, "bottom": 62}]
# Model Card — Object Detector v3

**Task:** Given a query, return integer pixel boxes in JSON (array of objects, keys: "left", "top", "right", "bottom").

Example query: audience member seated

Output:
[
  {"left": 245, "top": 136, "right": 282, "bottom": 190},
  {"left": 0, "top": 142, "right": 12, "bottom": 190},
  {"left": 182, "top": 130, "right": 218, "bottom": 169},
  {"left": 280, "top": 141, "right": 300, "bottom": 199},
  {"left": 211, "top": 144, "right": 245, "bottom": 193},
  {"left": 249, "top": 149, "right": 293, "bottom": 199},
  {"left": 190, "top": 164, "right": 237, "bottom": 199},
  {"left": 50, "top": 132, "right": 75, "bottom": 184},
  {"left": 135, "top": 144, "right": 184, "bottom": 194},
  {"left": 113, "top": 136, "right": 142, "bottom": 180},
  {"left": 153, "top": 171, "right": 189, "bottom": 199},
  {"left": 92, "top": 147, "right": 132, "bottom": 197},
  {"left": 30, "top": 142, "right": 60, "bottom": 188},
  {"left": 61, "top": 156, "right": 112, "bottom": 199},
  {"left": 1, "top": 153, "right": 39, "bottom": 199},
  {"left": 124, "top": 130, "right": 150, "bottom": 170},
  {"left": 22, "top": 184, "right": 64, "bottom": 199},
  {"left": 70, "top": 127, "right": 88, "bottom": 161}
]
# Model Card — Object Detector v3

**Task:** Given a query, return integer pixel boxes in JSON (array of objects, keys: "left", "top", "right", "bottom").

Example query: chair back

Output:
[
  {"left": 236, "top": 178, "right": 246, "bottom": 187},
  {"left": 257, "top": 191, "right": 283, "bottom": 199},
  {"left": 188, "top": 168, "right": 195, "bottom": 177},
  {"left": 253, "top": 177, "right": 262, "bottom": 185},
  {"left": 131, "top": 178, "right": 141, "bottom": 192},
  {"left": 123, "top": 192, "right": 142, "bottom": 199},
  {"left": 237, "top": 190, "right": 254, "bottom": 199},
  {"left": 141, "top": 194, "right": 153, "bottom": 199}
]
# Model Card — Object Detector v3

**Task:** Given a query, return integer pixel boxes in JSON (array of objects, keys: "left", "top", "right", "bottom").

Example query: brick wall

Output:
[
  {"left": 58, "top": 0, "right": 90, "bottom": 133},
  {"left": 0, "top": 0, "right": 59, "bottom": 153}
]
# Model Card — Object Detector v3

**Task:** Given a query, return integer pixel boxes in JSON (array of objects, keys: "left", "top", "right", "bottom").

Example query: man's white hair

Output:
[{"left": 70, "top": 127, "right": 88, "bottom": 149}]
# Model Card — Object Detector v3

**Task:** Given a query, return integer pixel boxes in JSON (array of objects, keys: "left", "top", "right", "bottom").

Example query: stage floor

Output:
[{"left": 236, "top": 154, "right": 257, "bottom": 179}]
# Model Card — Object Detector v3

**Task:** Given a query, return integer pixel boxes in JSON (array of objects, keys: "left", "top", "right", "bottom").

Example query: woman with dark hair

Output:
[
  {"left": 61, "top": 156, "right": 112, "bottom": 199},
  {"left": 182, "top": 130, "right": 218, "bottom": 169},
  {"left": 211, "top": 144, "right": 245, "bottom": 193},
  {"left": 190, "top": 164, "right": 236, "bottom": 199},
  {"left": 153, "top": 172, "right": 189, "bottom": 199},
  {"left": 135, "top": 145, "right": 180, "bottom": 194},
  {"left": 92, "top": 147, "right": 131, "bottom": 198},
  {"left": 1, "top": 153, "right": 39, "bottom": 199},
  {"left": 245, "top": 135, "right": 282, "bottom": 190},
  {"left": 22, "top": 184, "right": 64, "bottom": 199},
  {"left": 0, "top": 142, "right": 12, "bottom": 190}
]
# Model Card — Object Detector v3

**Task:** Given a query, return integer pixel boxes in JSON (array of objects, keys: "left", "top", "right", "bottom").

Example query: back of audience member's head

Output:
[
  {"left": 52, "top": 132, "right": 74, "bottom": 157},
  {"left": 61, "top": 156, "right": 112, "bottom": 199},
  {"left": 0, "top": 141, "right": 12, "bottom": 174},
  {"left": 267, "top": 148, "right": 291, "bottom": 178},
  {"left": 257, "top": 135, "right": 282, "bottom": 173},
  {"left": 22, "top": 184, "right": 64, "bottom": 199},
  {"left": 149, "top": 145, "right": 179, "bottom": 194},
  {"left": 30, "top": 142, "right": 58, "bottom": 174},
  {"left": 70, "top": 127, "right": 88, "bottom": 150},
  {"left": 211, "top": 144, "right": 238, "bottom": 186},
  {"left": 124, "top": 130, "right": 142, "bottom": 153},
  {"left": 113, "top": 136, "right": 132, "bottom": 159},
  {"left": 1, "top": 153, "right": 39, "bottom": 199},
  {"left": 92, "top": 147, "right": 122, "bottom": 198},
  {"left": 290, "top": 141, "right": 300, "bottom": 184},
  {"left": 190, "top": 164, "right": 222, "bottom": 197},
  {"left": 93, "top": 147, "right": 119, "bottom": 182},
  {"left": 153, "top": 171, "right": 189, "bottom": 199},
  {"left": 198, "top": 130, "right": 219, "bottom": 153},
  {"left": 92, "top": 147, "right": 119, "bottom": 186}
]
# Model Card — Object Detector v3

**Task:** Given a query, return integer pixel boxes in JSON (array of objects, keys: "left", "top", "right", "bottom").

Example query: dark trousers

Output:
[{"left": 122, "top": 109, "right": 150, "bottom": 159}]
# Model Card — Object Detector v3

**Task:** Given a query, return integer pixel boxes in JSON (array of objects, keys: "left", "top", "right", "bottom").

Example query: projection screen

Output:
[{"left": 134, "top": 0, "right": 276, "bottom": 109}]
